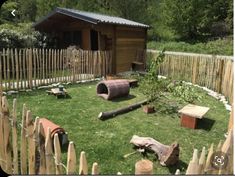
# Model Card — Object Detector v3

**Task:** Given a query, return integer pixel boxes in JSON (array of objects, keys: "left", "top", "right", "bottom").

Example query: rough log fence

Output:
[
  {"left": 0, "top": 48, "right": 113, "bottom": 91},
  {"left": 148, "top": 50, "right": 233, "bottom": 103}
]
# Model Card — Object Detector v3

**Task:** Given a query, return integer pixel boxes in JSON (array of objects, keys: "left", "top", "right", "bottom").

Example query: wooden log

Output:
[
  {"left": 38, "top": 122, "right": 46, "bottom": 175},
  {"left": 79, "top": 151, "right": 87, "bottom": 175},
  {"left": 54, "top": 133, "right": 63, "bottom": 175},
  {"left": 12, "top": 99, "right": 18, "bottom": 174},
  {"left": 67, "top": 142, "right": 76, "bottom": 175},
  {"left": 27, "top": 110, "right": 36, "bottom": 174},
  {"left": 20, "top": 104, "right": 27, "bottom": 174},
  {"left": 130, "top": 135, "right": 179, "bottom": 166},
  {"left": 135, "top": 159, "right": 153, "bottom": 175},
  {"left": 92, "top": 162, "right": 99, "bottom": 175},
  {"left": 2, "top": 96, "right": 12, "bottom": 174},
  {"left": 98, "top": 99, "right": 148, "bottom": 120},
  {"left": 45, "top": 127, "right": 55, "bottom": 174}
]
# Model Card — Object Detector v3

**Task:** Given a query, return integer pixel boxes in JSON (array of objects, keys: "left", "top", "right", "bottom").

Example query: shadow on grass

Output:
[
  {"left": 167, "top": 160, "right": 188, "bottom": 174},
  {"left": 57, "top": 94, "right": 72, "bottom": 99},
  {"left": 111, "top": 94, "right": 136, "bottom": 102},
  {"left": 197, "top": 117, "right": 215, "bottom": 131}
]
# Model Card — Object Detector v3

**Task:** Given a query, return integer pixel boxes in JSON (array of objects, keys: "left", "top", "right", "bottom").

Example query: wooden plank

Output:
[
  {"left": 67, "top": 142, "right": 76, "bottom": 175},
  {"left": 15, "top": 49, "right": 19, "bottom": 90},
  {"left": 33, "top": 117, "right": 40, "bottom": 174},
  {"left": 79, "top": 151, "right": 87, "bottom": 175},
  {"left": 45, "top": 127, "right": 55, "bottom": 174},
  {"left": 42, "top": 49, "right": 45, "bottom": 85},
  {"left": 2, "top": 96, "right": 12, "bottom": 174},
  {"left": 12, "top": 99, "right": 18, "bottom": 174},
  {"left": 54, "top": 133, "right": 63, "bottom": 175},
  {"left": 20, "top": 104, "right": 27, "bottom": 174},
  {"left": 49, "top": 49, "right": 52, "bottom": 84}
]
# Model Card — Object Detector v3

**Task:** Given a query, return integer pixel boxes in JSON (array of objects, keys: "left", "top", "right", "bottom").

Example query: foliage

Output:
[
  {"left": 0, "top": 0, "right": 233, "bottom": 48},
  {"left": 167, "top": 81, "right": 202, "bottom": 103},
  {"left": 161, "top": 0, "right": 232, "bottom": 40},
  {"left": 0, "top": 23, "right": 53, "bottom": 49},
  {"left": 147, "top": 37, "right": 233, "bottom": 56},
  {"left": 139, "top": 50, "right": 165, "bottom": 104}
]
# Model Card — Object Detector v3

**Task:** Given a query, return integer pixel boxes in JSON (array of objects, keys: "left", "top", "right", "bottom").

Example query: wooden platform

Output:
[
  {"left": 47, "top": 88, "right": 68, "bottom": 98},
  {"left": 128, "top": 79, "right": 138, "bottom": 88},
  {"left": 178, "top": 104, "right": 210, "bottom": 129}
]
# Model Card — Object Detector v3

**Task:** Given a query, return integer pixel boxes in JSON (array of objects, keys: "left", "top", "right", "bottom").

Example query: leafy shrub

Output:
[
  {"left": 139, "top": 50, "right": 166, "bottom": 105},
  {"left": 167, "top": 81, "right": 201, "bottom": 103}
]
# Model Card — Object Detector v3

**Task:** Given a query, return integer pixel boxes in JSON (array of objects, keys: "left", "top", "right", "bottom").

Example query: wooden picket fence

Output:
[
  {"left": 175, "top": 129, "right": 233, "bottom": 175},
  {"left": 0, "top": 94, "right": 99, "bottom": 175},
  {"left": 148, "top": 50, "right": 234, "bottom": 103},
  {"left": 0, "top": 48, "right": 113, "bottom": 91}
]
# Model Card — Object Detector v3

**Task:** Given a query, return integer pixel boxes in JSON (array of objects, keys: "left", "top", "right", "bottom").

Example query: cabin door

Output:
[{"left": 90, "top": 30, "right": 98, "bottom": 50}]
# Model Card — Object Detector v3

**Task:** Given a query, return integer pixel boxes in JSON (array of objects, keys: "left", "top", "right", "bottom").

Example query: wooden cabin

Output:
[{"left": 33, "top": 7, "right": 149, "bottom": 73}]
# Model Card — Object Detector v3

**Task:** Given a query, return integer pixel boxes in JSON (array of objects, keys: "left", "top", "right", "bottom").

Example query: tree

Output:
[{"left": 18, "top": 0, "right": 37, "bottom": 22}]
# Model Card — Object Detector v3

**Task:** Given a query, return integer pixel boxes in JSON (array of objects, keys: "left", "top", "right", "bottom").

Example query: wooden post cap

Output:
[{"left": 135, "top": 159, "right": 153, "bottom": 175}]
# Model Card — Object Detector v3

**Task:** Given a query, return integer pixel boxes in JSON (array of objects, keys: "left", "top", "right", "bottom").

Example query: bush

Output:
[{"left": 0, "top": 23, "right": 50, "bottom": 49}]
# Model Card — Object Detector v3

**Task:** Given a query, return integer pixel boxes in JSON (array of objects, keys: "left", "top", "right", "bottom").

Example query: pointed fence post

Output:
[
  {"left": 12, "top": 99, "right": 18, "bottom": 174},
  {"left": 45, "top": 127, "right": 55, "bottom": 174},
  {"left": 2, "top": 96, "right": 12, "bottom": 174},
  {"left": 175, "top": 169, "right": 180, "bottom": 175},
  {"left": 92, "top": 162, "right": 99, "bottom": 175},
  {"left": 38, "top": 122, "right": 46, "bottom": 175},
  {"left": 67, "top": 142, "right": 77, "bottom": 175},
  {"left": 0, "top": 91, "right": 5, "bottom": 171},
  {"left": 26, "top": 110, "right": 36, "bottom": 174},
  {"left": 204, "top": 143, "right": 214, "bottom": 174},
  {"left": 198, "top": 147, "right": 206, "bottom": 174},
  {"left": 20, "top": 104, "right": 27, "bottom": 174},
  {"left": 54, "top": 133, "right": 63, "bottom": 175},
  {"left": 186, "top": 149, "right": 199, "bottom": 174}
]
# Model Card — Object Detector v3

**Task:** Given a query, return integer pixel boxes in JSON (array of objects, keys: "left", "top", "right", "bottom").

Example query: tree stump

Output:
[{"left": 135, "top": 159, "right": 153, "bottom": 175}]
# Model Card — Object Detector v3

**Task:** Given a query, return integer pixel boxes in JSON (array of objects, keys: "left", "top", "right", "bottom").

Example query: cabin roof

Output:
[{"left": 33, "top": 7, "right": 149, "bottom": 28}]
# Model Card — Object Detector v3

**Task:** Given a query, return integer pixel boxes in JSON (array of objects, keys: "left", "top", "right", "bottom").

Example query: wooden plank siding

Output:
[{"left": 115, "top": 26, "right": 146, "bottom": 73}]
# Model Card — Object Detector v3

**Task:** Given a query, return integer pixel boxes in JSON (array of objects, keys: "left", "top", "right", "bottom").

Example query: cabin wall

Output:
[{"left": 115, "top": 26, "right": 146, "bottom": 73}]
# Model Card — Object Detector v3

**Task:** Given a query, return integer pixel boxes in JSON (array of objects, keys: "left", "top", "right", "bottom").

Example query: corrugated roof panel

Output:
[{"left": 57, "top": 8, "right": 149, "bottom": 28}]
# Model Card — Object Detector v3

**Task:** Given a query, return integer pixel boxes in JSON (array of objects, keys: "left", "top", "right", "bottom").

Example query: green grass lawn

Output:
[{"left": 7, "top": 81, "right": 229, "bottom": 175}]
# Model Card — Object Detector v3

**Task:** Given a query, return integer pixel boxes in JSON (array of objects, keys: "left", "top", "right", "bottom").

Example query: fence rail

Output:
[
  {"left": 0, "top": 48, "right": 113, "bottom": 91},
  {"left": 147, "top": 50, "right": 233, "bottom": 103}
]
